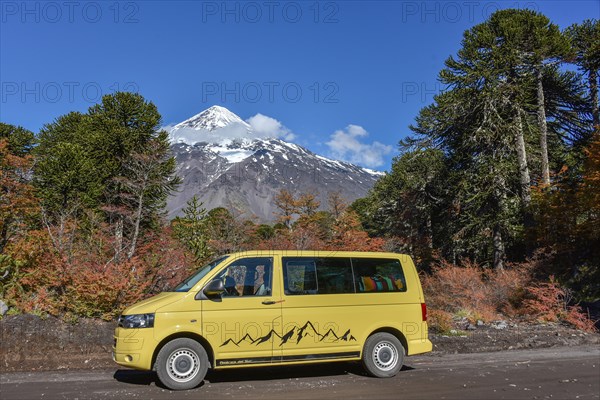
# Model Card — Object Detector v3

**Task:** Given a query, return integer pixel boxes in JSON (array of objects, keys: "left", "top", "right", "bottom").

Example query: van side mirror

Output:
[{"left": 202, "top": 279, "right": 225, "bottom": 299}]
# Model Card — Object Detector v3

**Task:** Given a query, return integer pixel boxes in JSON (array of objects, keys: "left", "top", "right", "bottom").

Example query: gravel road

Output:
[{"left": 1, "top": 345, "right": 598, "bottom": 399}]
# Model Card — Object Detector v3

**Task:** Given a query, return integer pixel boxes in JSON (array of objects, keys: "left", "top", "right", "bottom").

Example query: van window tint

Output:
[
  {"left": 215, "top": 257, "right": 273, "bottom": 297},
  {"left": 284, "top": 259, "right": 317, "bottom": 294},
  {"left": 283, "top": 257, "right": 354, "bottom": 295},
  {"left": 352, "top": 258, "right": 407, "bottom": 292}
]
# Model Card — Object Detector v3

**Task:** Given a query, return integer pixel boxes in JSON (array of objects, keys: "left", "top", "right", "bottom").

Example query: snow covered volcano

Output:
[
  {"left": 172, "top": 105, "right": 250, "bottom": 131},
  {"left": 166, "top": 106, "right": 383, "bottom": 221}
]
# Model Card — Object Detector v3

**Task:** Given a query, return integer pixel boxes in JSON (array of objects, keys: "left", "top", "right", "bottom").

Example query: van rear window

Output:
[
  {"left": 282, "top": 257, "right": 406, "bottom": 295},
  {"left": 352, "top": 258, "right": 407, "bottom": 293}
]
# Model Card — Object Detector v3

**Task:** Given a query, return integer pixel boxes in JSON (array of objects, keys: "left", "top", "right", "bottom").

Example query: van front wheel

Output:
[
  {"left": 155, "top": 338, "right": 209, "bottom": 390},
  {"left": 362, "top": 333, "right": 405, "bottom": 378}
]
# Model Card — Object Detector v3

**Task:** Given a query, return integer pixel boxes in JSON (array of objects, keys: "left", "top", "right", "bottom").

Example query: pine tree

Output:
[
  {"left": 34, "top": 93, "right": 180, "bottom": 261},
  {"left": 0, "top": 123, "right": 36, "bottom": 157},
  {"left": 485, "top": 10, "right": 570, "bottom": 185},
  {"left": 566, "top": 19, "right": 600, "bottom": 130},
  {"left": 85, "top": 92, "right": 179, "bottom": 260},
  {"left": 355, "top": 148, "right": 447, "bottom": 266},
  {"left": 117, "top": 131, "right": 181, "bottom": 259},
  {"left": 35, "top": 113, "right": 103, "bottom": 237},
  {"left": 172, "top": 196, "right": 211, "bottom": 262},
  {"left": 401, "top": 10, "right": 591, "bottom": 268}
]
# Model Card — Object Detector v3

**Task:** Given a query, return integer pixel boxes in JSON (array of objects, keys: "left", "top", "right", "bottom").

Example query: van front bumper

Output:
[{"left": 113, "top": 327, "right": 157, "bottom": 371}]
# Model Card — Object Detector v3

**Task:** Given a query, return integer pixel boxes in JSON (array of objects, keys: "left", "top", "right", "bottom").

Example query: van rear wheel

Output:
[
  {"left": 155, "top": 338, "right": 208, "bottom": 390},
  {"left": 362, "top": 333, "right": 404, "bottom": 378}
]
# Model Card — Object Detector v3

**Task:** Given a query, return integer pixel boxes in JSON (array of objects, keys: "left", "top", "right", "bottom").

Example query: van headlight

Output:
[{"left": 118, "top": 313, "right": 155, "bottom": 329}]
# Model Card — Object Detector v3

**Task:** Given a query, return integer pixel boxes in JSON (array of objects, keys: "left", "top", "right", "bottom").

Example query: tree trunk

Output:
[
  {"left": 514, "top": 107, "right": 531, "bottom": 206},
  {"left": 492, "top": 224, "right": 505, "bottom": 270},
  {"left": 128, "top": 192, "right": 144, "bottom": 260},
  {"left": 114, "top": 216, "right": 124, "bottom": 263},
  {"left": 537, "top": 67, "right": 550, "bottom": 185},
  {"left": 590, "top": 68, "right": 599, "bottom": 130},
  {"left": 426, "top": 212, "right": 433, "bottom": 250},
  {"left": 492, "top": 170, "right": 508, "bottom": 270}
]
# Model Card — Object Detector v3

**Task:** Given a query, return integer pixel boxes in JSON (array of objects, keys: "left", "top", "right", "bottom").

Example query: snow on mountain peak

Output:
[
  {"left": 167, "top": 106, "right": 385, "bottom": 177},
  {"left": 169, "top": 105, "right": 254, "bottom": 145},
  {"left": 172, "top": 105, "right": 252, "bottom": 132}
]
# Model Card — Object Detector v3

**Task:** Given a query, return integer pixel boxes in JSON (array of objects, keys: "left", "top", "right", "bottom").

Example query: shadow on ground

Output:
[
  {"left": 113, "top": 362, "right": 415, "bottom": 388},
  {"left": 113, "top": 370, "right": 158, "bottom": 386}
]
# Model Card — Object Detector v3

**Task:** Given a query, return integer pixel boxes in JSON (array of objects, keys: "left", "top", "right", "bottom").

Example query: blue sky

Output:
[{"left": 1, "top": 1, "right": 597, "bottom": 170}]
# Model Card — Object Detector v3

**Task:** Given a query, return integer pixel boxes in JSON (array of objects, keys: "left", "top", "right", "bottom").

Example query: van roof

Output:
[{"left": 223, "top": 250, "right": 409, "bottom": 258}]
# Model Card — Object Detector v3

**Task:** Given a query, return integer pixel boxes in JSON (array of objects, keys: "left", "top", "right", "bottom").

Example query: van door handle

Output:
[{"left": 261, "top": 300, "right": 284, "bottom": 305}]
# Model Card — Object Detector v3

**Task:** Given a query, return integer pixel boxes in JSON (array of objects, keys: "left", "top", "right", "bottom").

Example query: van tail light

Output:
[{"left": 421, "top": 303, "right": 427, "bottom": 322}]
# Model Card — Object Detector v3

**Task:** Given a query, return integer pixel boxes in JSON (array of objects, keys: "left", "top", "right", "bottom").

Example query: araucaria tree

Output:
[
  {"left": 358, "top": 10, "right": 594, "bottom": 272},
  {"left": 35, "top": 92, "right": 180, "bottom": 260},
  {"left": 566, "top": 19, "right": 600, "bottom": 130}
]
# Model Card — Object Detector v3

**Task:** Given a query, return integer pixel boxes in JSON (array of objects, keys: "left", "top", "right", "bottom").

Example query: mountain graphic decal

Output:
[
  {"left": 219, "top": 338, "right": 239, "bottom": 347},
  {"left": 319, "top": 328, "right": 339, "bottom": 342},
  {"left": 238, "top": 333, "right": 255, "bottom": 345},
  {"left": 280, "top": 327, "right": 296, "bottom": 346},
  {"left": 219, "top": 321, "right": 357, "bottom": 347},
  {"left": 253, "top": 329, "right": 282, "bottom": 345}
]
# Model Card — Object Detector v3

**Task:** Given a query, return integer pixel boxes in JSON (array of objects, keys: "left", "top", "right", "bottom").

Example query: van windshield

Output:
[{"left": 171, "top": 256, "right": 229, "bottom": 292}]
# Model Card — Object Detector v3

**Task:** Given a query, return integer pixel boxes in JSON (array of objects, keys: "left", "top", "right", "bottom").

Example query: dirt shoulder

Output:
[
  {"left": 1, "top": 315, "right": 598, "bottom": 372},
  {"left": 0, "top": 315, "right": 115, "bottom": 372},
  {"left": 429, "top": 321, "right": 599, "bottom": 355}
]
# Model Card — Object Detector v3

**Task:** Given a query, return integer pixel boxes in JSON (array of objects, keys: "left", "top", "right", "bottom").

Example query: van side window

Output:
[
  {"left": 216, "top": 257, "right": 273, "bottom": 297},
  {"left": 283, "top": 260, "right": 317, "bottom": 294},
  {"left": 316, "top": 258, "right": 354, "bottom": 294},
  {"left": 352, "top": 258, "right": 407, "bottom": 293},
  {"left": 283, "top": 257, "right": 354, "bottom": 295}
]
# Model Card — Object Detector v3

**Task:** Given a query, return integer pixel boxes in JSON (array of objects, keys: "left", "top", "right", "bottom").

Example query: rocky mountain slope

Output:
[{"left": 166, "top": 106, "right": 382, "bottom": 221}]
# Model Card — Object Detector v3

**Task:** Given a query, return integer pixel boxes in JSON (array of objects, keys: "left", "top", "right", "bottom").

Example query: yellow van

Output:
[{"left": 113, "top": 251, "right": 432, "bottom": 390}]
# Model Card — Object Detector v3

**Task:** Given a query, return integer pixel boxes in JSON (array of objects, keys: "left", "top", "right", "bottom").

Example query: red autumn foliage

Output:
[
  {"left": 422, "top": 259, "right": 513, "bottom": 323},
  {"left": 521, "top": 278, "right": 597, "bottom": 332},
  {"left": 2, "top": 183, "right": 597, "bottom": 335},
  {"left": 0, "top": 140, "right": 38, "bottom": 252},
  {"left": 530, "top": 135, "right": 600, "bottom": 297},
  {"left": 7, "top": 224, "right": 194, "bottom": 320},
  {"left": 423, "top": 257, "right": 597, "bottom": 333}
]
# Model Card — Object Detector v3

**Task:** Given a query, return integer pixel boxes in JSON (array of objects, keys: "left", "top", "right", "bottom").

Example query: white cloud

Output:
[
  {"left": 326, "top": 124, "right": 392, "bottom": 168},
  {"left": 246, "top": 113, "right": 296, "bottom": 141}
]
